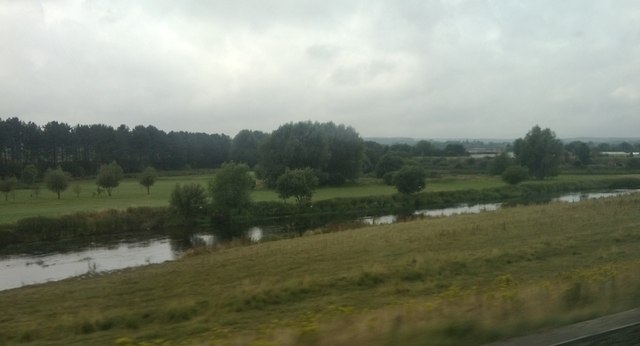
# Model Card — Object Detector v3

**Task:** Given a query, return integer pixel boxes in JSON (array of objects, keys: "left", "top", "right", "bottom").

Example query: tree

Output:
[
  {"left": 138, "top": 167, "right": 158, "bottom": 195},
  {"left": 489, "top": 153, "right": 512, "bottom": 175},
  {"left": 375, "top": 153, "right": 404, "bottom": 178},
  {"left": 72, "top": 184, "right": 82, "bottom": 197},
  {"left": 443, "top": 143, "right": 467, "bottom": 156},
  {"left": 230, "top": 129, "right": 267, "bottom": 168},
  {"left": 96, "top": 161, "right": 124, "bottom": 196},
  {"left": 275, "top": 168, "right": 319, "bottom": 204},
  {"left": 501, "top": 165, "right": 528, "bottom": 185},
  {"left": 321, "top": 123, "right": 364, "bottom": 185},
  {"left": 169, "top": 183, "right": 207, "bottom": 220},
  {"left": 259, "top": 121, "right": 364, "bottom": 186},
  {"left": 362, "top": 141, "right": 386, "bottom": 174},
  {"left": 44, "top": 168, "right": 70, "bottom": 199},
  {"left": 209, "top": 162, "right": 255, "bottom": 212},
  {"left": 565, "top": 141, "right": 591, "bottom": 167},
  {"left": 0, "top": 176, "right": 17, "bottom": 201},
  {"left": 413, "top": 140, "right": 436, "bottom": 156},
  {"left": 21, "top": 164, "right": 38, "bottom": 186},
  {"left": 392, "top": 166, "right": 426, "bottom": 194},
  {"left": 513, "top": 125, "right": 564, "bottom": 180}
]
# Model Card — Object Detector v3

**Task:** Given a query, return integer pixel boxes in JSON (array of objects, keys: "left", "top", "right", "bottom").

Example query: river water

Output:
[{"left": 1, "top": 189, "right": 637, "bottom": 291}]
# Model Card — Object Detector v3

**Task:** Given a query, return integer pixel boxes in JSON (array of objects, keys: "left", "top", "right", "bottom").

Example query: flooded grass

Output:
[{"left": 2, "top": 194, "right": 640, "bottom": 344}]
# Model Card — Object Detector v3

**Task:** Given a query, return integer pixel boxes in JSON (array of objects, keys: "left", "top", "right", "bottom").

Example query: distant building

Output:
[
  {"left": 467, "top": 148, "right": 504, "bottom": 158},
  {"left": 601, "top": 152, "right": 639, "bottom": 157}
]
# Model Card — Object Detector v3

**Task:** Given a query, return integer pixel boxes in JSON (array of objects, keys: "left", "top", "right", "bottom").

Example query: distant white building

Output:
[{"left": 601, "top": 152, "right": 639, "bottom": 157}]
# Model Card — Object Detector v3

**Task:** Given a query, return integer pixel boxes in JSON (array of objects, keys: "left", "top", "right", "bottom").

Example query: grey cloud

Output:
[{"left": 1, "top": 0, "right": 639, "bottom": 139}]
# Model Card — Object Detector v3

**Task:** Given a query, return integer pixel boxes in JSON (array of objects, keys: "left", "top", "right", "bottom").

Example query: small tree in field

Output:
[
  {"left": 72, "top": 184, "right": 82, "bottom": 197},
  {"left": 96, "top": 161, "right": 124, "bottom": 197},
  {"left": 209, "top": 162, "right": 255, "bottom": 212},
  {"left": 44, "top": 168, "right": 70, "bottom": 199},
  {"left": 0, "top": 177, "right": 18, "bottom": 201},
  {"left": 502, "top": 165, "right": 528, "bottom": 185},
  {"left": 170, "top": 183, "right": 207, "bottom": 220},
  {"left": 393, "top": 166, "right": 426, "bottom": 194},
  {"left": 275, "top": 168, "right": 319, "bottom": 204},
  {"left": 138, "top": 167, "right": 158, "bottom": 195}
]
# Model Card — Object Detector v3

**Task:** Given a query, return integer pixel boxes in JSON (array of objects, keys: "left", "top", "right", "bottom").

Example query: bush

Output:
[
  {"left": 170, "top": 183, "right": 207, "bottom": 221},
  {"left": 275, "top": 168, "right": 319, "bottom": 204},
  {"left": 393, "top": 167, "right": 426, "bottom": 194},
  {"left": 502, "top": 166, "right": 528, "bottom": 185}
]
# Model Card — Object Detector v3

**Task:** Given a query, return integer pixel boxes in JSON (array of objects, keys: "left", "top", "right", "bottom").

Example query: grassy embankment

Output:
[{"left": 2, "top": 194, "right": 640, "bottom": 345}]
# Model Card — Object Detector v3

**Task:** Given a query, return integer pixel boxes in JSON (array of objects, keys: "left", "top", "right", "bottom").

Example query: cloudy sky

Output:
[{"left": 1, "top": 0, "right": 639, "bottom": 139}]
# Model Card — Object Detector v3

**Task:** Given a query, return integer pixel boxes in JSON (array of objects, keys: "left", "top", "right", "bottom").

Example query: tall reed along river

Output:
[{"left": 1, "top": 189, "right": 637, "bottom": 291}]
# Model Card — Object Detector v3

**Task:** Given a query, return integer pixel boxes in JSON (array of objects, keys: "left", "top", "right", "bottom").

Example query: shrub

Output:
[
  {"left": 275, "top": 168, "right": 319, "bottom": 204},
  {"left": 393, "top": 167, "right": 426, "bottom": 194},
  {"left": 170, "top": 183, "right": 207, "bottom": 221},
  {"left": 501, "top": 166, "right": 528, "bottom": 185}
]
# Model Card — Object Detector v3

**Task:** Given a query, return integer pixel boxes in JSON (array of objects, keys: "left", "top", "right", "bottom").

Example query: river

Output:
[{"left": 1, "top": 189, "right": 637, "bottom": 291}]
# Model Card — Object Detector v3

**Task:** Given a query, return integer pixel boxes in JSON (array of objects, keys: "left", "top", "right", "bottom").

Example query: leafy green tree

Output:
[
  {"left": 565, "top": 141, "right": 591, "bottom": 167},
  {"left": 260, "top": 122, "right": 329, "bottom": 186},
  {"left": 362, "top": 141, "right": 386, "bottom": 174},
  {"left": 444, "top": 143, "right": 467, "bottom": 156},
  {"left": 392, "top": 166, "right": 426, "bottom": 194},
  {"left": 21, "top": 164, "right": 38, "bottom": 186},
  {"left": 275, "top": 168, "right": 319, "bottom": 204},
  {"left": 230, "top": 130, "right": 267, "bottom": 168},
  {"left": 0, "top": 176, "right": 18, "bottom": 201},
  {"left": 260, "top": 121, "right": 363, "bottom": 186},
  {"left": 72, "top": 184, "right": 82, "bottom": 197},
  {"left": 209, "top": 162, "right": 255, "bottom": 212},
  {"left": 138, "top": 167, "right": 158, "bottom": 195},
  {"left": 513, "top": 126, "right": 564, "bottom": 180},
  {"left": 170, "top": 183, "right": 207, "bottom": 220},
  {"left": 375, "top": 153, "right": 404, "bottom": 178},
  {"left": 489, "top": 153, "right": 512, "bottom": 175},
  {"left": 321, "top": 123, "right": 364, "bottom": 185},
  {"left": 501, "top": 165, "right": 528, "bottom": 185},
  {"left": 44, "top": 167, "right": 70, "bottom": 199},
  {"left": 96, "top": 161, "right": 124, "bottom": 196},
  {"left": 413, "top": 140, "right": 436, "bottom": 156}
]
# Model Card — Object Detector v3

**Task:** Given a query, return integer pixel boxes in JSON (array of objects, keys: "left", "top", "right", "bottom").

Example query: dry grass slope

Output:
[{"left": 1, "top": 195, "right": 640, "bottom": 345}]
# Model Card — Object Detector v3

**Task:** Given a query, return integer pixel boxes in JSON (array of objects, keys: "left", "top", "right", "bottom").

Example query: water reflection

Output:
[
  {"left": 0, "top": 237, "right": 175, "bottom": 291},
  {"left": 552, "top": 190, "right": 637, "bottom": 203},
  {"left": 415, "top": 203, "right": 501, "bottom": 217},
  {"left": 247, "top": 227, "right": 263, "bottom": 242}
]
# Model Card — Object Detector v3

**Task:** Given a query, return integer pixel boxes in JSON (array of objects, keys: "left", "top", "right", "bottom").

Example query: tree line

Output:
[
  {"left": 0, "top": 118, "right": 367, "bottom": 187},
  {"left": 2, "top": 117, "right": 638, "bottom": 187},
  {"left": 0, "top": 117, "right": 231, "bottom": 177}
]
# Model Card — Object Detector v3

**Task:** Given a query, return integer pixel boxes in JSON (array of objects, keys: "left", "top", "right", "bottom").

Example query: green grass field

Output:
[
  {"left": 0, "top": 174, "right": 507, "bottom": 224},
  {"left": 2, "top": 173, "right": 639, "bottom": 225},
  {"left": 2, "top": 194, "right": 640, "bottom": 345}
]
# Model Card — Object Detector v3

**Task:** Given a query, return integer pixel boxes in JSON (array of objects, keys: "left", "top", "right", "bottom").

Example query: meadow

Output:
[
  {"left": 0, "top": 174, "right": 508, "bottom": 224},
  {"left": 2, "top": 194, "right": 640, "bottom": 345},
  {"left": 3, "top": 173, "right": 636, "bottom": 225}
]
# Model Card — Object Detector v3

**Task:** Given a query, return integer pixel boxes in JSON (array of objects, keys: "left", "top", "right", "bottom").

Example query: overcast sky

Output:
[{"left": 1, "top": 0, "right": 639, "bottom": 139}]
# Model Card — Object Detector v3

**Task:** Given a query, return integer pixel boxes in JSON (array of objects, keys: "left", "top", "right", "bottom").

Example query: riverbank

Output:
[
  {"left": 2, "top": 194, "right": 640, "bottom": 345},
  {"left": 2, "top": 175, "right": 640, "bottom": 248},
  {"left": 2, "top": 173, "right": 637, "bottom": 225}
]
